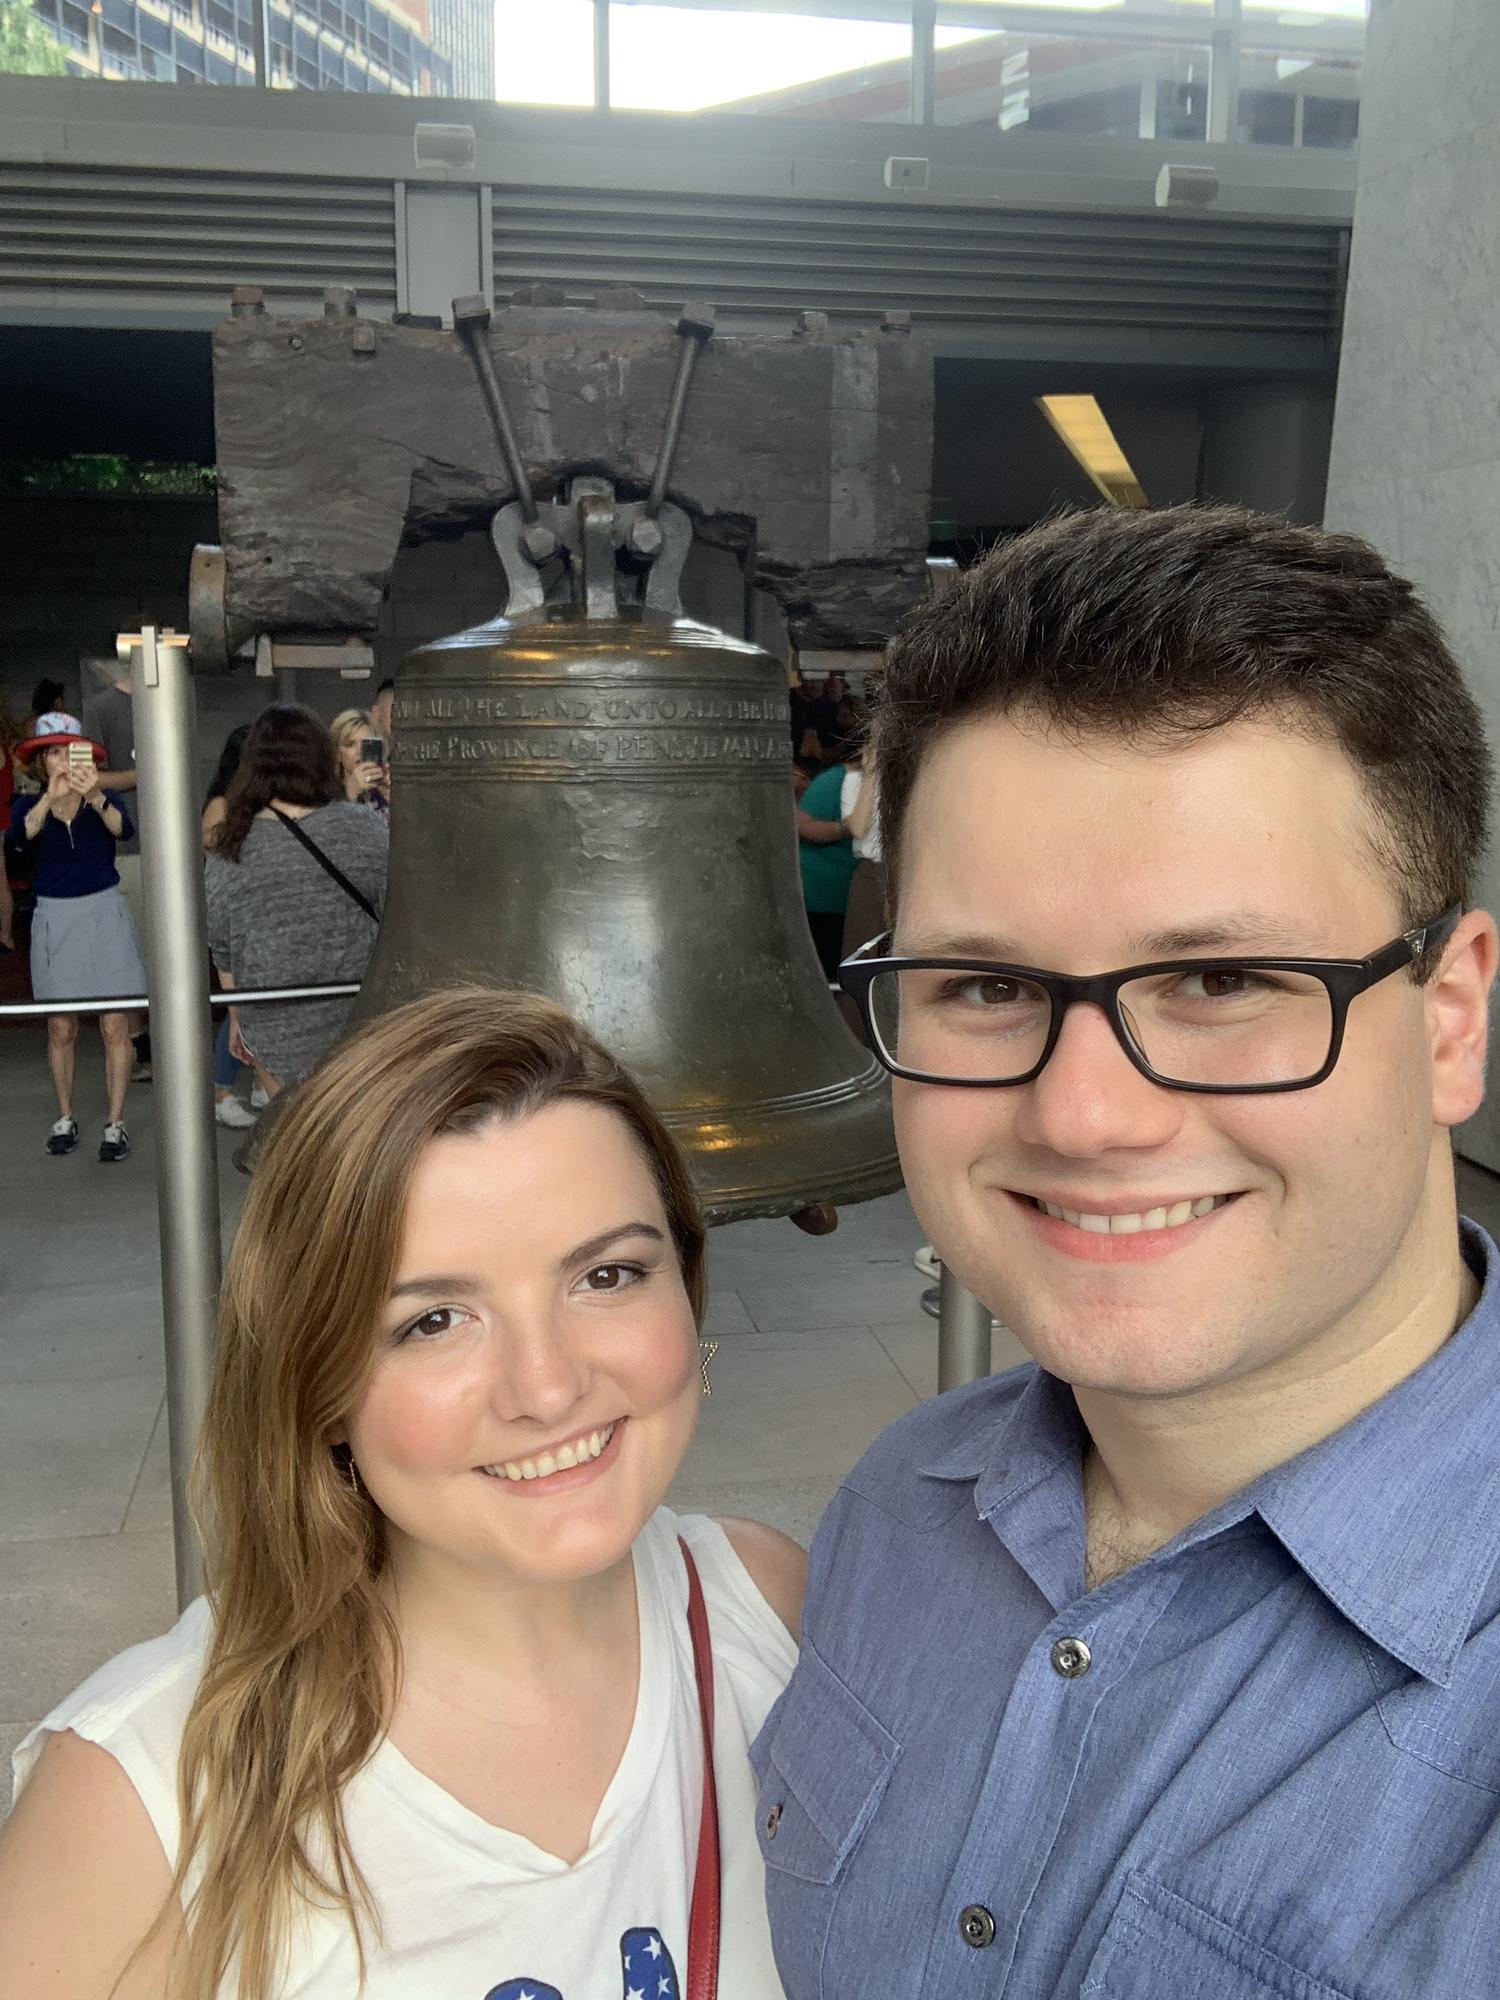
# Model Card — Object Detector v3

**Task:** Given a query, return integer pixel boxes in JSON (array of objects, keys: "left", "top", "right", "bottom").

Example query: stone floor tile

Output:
[
  {"left": 677, "top": 1373, "right": 915, "bottom": 1492},
  {"left": 122, "top": 1395, "right": 172, "bottom": 1535},
  {"left": 0, "top": 1528, "right": 176, "bottom": 1731},
  {"left": 0, "top": 1373, "right": 165, "bottom": 1544},
  {"left": 667, "top": 1474, "right": 842, "bottom": 1552},
  {"left": 700, "top": 1287, "right": 755, "bottom": 1338},
  {"left": 706, "top": 1323, "right": 913, "bottom": 1395}
]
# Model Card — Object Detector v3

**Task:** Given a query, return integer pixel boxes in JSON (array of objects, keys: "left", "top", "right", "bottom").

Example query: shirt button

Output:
[
  {"left": 960, "top": 1905, "right": 997, "bottom": 1949},
  {"left": 764, "top": 1802, "right": 783, "bottom": 1839},
  {"left": 1051, "top": 1636, "right": 1092, "bottom": 1679}
]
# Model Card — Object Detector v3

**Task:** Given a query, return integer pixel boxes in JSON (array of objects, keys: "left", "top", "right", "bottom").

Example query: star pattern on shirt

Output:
[
  {"left": 621, "top": 1926, "right": 680, "bottom": 2000},
  {"left": 481, "top": 1926, "right": 680, "bottom": 2000}
]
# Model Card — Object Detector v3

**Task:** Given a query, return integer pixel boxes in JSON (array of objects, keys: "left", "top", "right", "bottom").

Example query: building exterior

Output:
[
  {"left": 27, "top": 0, "right": 492, "bottom": 95},
  {"left": 723, "top": 0, "right": 1361, "bottom": 151}
]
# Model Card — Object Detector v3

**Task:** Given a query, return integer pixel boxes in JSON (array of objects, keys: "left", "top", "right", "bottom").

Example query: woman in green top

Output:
[{"left": 796, "top": 759, "right": 859, "bottom": 979}]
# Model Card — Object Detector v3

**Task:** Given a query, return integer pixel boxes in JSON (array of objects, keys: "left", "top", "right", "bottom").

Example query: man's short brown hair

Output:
[{"left": 875, "top": 506, "right": 1491, "bottom": 951}]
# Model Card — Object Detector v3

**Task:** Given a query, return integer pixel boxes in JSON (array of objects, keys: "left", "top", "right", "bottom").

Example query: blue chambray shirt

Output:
[{"left": 751, "top": 1220, "right": 1500, "bottom": 1999}]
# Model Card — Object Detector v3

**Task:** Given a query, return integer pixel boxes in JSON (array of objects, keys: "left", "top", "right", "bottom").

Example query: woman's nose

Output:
[{"left": 489, "top": 1314, "right": 590, "bottom": 1424}]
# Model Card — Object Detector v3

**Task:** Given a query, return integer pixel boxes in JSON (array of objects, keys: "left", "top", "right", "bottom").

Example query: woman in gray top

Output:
[{"left": 205, "top": 705, "right": 387, "bottom": 1094}]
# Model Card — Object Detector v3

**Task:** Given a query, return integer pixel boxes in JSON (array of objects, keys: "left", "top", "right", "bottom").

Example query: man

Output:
[
  {"left": 80, "top": 654, "right": 150, "bottom": 1077},
  {"left": 753, "top": 507, "right": 1500, "bottom": 1997},
  {"left": 370, "top": 678, "right": 395, "bottom": 748}
]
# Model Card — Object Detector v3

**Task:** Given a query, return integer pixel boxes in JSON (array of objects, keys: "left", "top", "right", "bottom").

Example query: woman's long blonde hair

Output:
[{"left": 157, "top": 986, "right": 707, "bottom": 1999}]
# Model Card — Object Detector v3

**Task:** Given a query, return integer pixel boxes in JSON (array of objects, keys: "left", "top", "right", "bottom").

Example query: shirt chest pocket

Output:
[
  {"left": 753, "top": 1642, "right": 900, "bottom": 1994},
  {"left": 1082, "top": 1874, "right": 1357, "bottom": 2000}
]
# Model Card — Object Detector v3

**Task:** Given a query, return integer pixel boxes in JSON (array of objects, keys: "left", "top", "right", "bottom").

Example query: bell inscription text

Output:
[{"left": 395, "top": 683, "right": 791, "bottom": 780}]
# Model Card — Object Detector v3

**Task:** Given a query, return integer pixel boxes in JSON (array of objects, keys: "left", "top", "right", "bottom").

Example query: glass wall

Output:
[
  {"left": 608, "top": 5, "right": 911, "bottom": 120},
  {"left": 3, "top": 0, "right": 1367, "bottom": 142}
]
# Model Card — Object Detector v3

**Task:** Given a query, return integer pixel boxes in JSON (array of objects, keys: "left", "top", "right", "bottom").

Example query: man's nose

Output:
[{"left": 1011, "top": 1000, "right": 1186, "bottom": 1157}]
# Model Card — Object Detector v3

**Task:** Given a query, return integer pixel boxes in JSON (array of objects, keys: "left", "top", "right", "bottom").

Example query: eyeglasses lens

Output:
[{"left": 868, "top": 965, "right": 1336, "bottom": 1087}]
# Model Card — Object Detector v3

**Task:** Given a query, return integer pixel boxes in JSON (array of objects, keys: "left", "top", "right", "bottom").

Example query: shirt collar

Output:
[
  {"left": 917, "top": 1224, "right": 1500, "bottom": 1687},
  {"left": 1253, "top": 1220, "right": 1500, "bottom": 1687}
]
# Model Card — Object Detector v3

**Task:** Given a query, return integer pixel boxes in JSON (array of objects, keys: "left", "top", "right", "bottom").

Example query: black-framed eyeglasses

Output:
[{"left": 839, "top": 906, "right": 1463, "bottom": 1095}]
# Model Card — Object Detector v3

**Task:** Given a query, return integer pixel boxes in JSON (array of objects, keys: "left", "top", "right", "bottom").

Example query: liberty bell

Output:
[{"left": 356, "top": 298, "right": 901, "bottom": 1225}]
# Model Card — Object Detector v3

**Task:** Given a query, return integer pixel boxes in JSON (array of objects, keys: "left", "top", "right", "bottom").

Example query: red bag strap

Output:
[{"left": 680, "top": 1537, "right": 720, "bottom": 2000}]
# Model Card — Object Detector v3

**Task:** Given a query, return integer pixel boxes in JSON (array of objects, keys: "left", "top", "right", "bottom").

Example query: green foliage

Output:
[
  {"left": 0, "top": 456, "right": 219, "bottom": 496},
  {"left": 0, "top": 0, "right": 70, "bottom": 74}
]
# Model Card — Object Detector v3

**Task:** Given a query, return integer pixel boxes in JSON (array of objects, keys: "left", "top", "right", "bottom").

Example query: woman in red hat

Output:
[{"left": 8, "top": 710, "right": 146, "bottom": 1162}]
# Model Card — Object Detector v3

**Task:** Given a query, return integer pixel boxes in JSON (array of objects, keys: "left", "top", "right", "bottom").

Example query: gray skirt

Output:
[{"left": 31, "top": 887, "right": 148, "bottom": 1006}]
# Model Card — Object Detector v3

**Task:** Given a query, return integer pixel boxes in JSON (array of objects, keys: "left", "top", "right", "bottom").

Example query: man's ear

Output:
[{"left": 1429, "top": 909, "right": 1499, "bottom": 1129}]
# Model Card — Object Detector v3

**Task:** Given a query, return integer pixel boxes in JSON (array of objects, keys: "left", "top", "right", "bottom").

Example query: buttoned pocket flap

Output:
[
  {"left": 1082, "top": 1874, "right": 1356, "bottom": 2000},
  {"left": 755, "top": 1642, "right": 900, "bottom": 1886}
]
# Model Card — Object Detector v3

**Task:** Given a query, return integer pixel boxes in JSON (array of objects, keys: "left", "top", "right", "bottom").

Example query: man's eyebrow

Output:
[
  {"left": 387, "top": 1224, "right": 667, "bottom": 1301},
  {"left": 896, "top": 916, "right": 1320, "bottom": 962}
]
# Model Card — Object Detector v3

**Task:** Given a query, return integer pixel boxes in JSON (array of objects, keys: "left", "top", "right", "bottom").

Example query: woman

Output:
[
  {"left": 6, "top": 710, "right": 144, "bottom": 1162},
  {"left": 200, "top": 724, "right": 258, "bottom": 1129},
  {"left": 330, "top": 707, "right": 391, "bottom": 818},
  {"left": 205, "top": 705, "right": 387, "bottom": 1101},
  {"left": 796, "top": 745, "right": 859, "bottom": 981},
  {"left": 0, "top": 694, "right": 22, "bottom": 951},
  {"left": 1, "top": 987, "right": 805, "bottom": 1998},
  {"left": 839, "top": 751, "right": 885, "bottom": 963}
]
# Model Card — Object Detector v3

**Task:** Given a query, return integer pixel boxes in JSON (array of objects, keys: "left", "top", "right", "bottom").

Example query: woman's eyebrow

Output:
[
  {"left": 387, "top": 1273, "right": 482, "bottom": 1303},
  {"left": 561, "top": 1222, "right": 666, "bottom": 1268}
]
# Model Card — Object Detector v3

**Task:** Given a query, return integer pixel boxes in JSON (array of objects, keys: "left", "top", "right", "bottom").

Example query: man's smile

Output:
[{"left": 1003, "top": 1188, "right": 1246, "bottom": 1262}]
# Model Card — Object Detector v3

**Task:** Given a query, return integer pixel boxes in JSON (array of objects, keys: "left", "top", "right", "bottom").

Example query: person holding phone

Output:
[
  {"left": 1, "top": 986, "right": 804, "bottom": 2000},
  {"left": 206, "top": 705, "right": 388, "bottom": 1108},
  {"left": 332, "top": 707, "right": 391, "bottom": 819},
  {"left": 7, "top": 711, "right": 144, "bottom": 1162}
]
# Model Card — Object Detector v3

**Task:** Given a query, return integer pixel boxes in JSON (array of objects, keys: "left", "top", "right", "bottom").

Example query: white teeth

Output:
[
  {"left": 1035, "top": 1196, "right": 1229, "bottom": 1235},
  {"left": 483, "top": 1421, "right": 617, "bottom": 1485}
]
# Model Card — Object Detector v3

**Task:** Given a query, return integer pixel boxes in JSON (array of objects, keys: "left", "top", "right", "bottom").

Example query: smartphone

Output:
[
  {"left": 359, "top": 736, "right": 385, "bottom": 765},
  {"left": 67, "top": 741, "right": 94, "bottom": 779}
]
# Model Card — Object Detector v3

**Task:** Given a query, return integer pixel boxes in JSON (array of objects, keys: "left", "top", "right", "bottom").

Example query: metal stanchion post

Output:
[
  {"left": 937, "top": 1262, "right": 992, "bottom": 1393},
  {"left": 127, "top": 625, "right": 221, "bottom": 1608}
]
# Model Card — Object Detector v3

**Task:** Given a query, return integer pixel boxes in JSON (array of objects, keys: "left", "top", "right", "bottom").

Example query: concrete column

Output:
[{"left": 1323, "top": 0, "right": 1500, "bottom": 1171}]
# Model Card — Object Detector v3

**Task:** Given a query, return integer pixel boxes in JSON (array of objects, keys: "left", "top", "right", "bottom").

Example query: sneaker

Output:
[
  {"left": 913, "top": 1244, "right": 941, "bottom": 1280},
  {"left": 131, "top": 1057, "right": 153, "bottom": 1083},
  {"left": 249, "top": 1084, "right": 270, "bottom": 1111},
  {"left": 215, "top": 1095, "right": 258, "bottom": 1130},
  {"left": 99, "top": 1122, "right": 131, "bottom": 1163},
  {"left": 47, "top": 1116, "right": 79, "bottom": 1156}
]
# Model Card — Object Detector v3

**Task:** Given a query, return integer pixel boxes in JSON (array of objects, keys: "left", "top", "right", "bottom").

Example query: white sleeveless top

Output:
[{"left": 12, "top": 1508, "right": 797, "bottom": 2000}]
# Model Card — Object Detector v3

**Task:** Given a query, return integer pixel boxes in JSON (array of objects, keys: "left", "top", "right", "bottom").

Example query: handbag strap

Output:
[
  {"left": 679, "top": 1537, "right": 720, "bottom": 2000},
  {"left": 268, "top": 806, "right": 380, "bottom": 925}
]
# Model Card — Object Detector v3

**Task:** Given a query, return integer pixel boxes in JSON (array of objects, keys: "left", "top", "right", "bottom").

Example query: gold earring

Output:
[{"left": 698, "top": 1339, "right": 718, "bottom": 1398}]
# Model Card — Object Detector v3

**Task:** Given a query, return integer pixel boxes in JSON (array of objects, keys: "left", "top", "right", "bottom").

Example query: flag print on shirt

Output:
[{"left": 484, "top": 1925, "right": 680, "bottom": 2000}]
